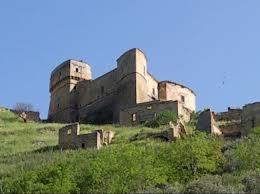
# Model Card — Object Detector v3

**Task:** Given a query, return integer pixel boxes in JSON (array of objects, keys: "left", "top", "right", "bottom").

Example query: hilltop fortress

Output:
[{"left": 48, "top": 48, "right": 196, "bottom": 124}]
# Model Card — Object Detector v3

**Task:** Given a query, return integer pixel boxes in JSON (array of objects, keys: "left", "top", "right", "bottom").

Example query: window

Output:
[
  {"left": 132, "top": 113, "right": 136, "bottom": 122},
  {"left": 81, "top": 143, "right": 85, "bottom": 148},
  {"left": 67, "top": 129, "right": 71, "bottom": 135},
  {"left": 181, "top": 95, "right": 185, "bottom": 103},
  {"left": 101, "top": 86, "right": 104, "bottom": 95},
  {"left": 57, "top": 104, "right": 60, "bottom": 108},
  {"left": 75, "top": 67, "right": 79, "bottom": 73},
  {"left": 153, "top": 88, "right": 155, "bottom": 95},
  {"left": 147, "top": 106, "right": 152, "bottom": 110}
]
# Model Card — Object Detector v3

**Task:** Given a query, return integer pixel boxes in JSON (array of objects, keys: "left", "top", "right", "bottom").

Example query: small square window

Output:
[
  {"left": 181, "top": 95, "right": 185, "bottom": 103},
  {"left": 132, "top": 113, "right": 136, "bottom": 122},
  {"left": 75, "top": 68, "right": 79, "bottom": 73},
  {"left": 147, "top": 106, "right": 152, "bottom": 110}
]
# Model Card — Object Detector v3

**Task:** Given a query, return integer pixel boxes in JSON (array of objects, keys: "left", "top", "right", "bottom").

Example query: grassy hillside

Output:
[{"left": 0, "top": 109, "right": 259, "bottom": 193}]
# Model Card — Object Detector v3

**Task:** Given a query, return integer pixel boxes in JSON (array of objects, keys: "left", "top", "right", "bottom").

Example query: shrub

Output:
[
  {"left": 144, "top": 119, "right": 160, "bottom": 128},
  {"left": 223, "top": 127, "right": 260, "bottom": 173},
  {"left": 242, "top": 170, "right": 260, "bottom": 193},
  {"left": 3, "top": 162, "right": 79, "bottom": 194},
  {"left": 158, "top": 133, "right": 224, "bottom": 183},
  {"left": 144, "top": 110, "right": 178, "bottom": 128},
  {"left": 184, "top": 175, "right": 228, "bottom": 194}
]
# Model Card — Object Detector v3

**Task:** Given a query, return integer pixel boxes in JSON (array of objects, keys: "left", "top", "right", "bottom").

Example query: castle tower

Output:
[
  {"left": 116, "top": 48, "right": 149, "bottom": 111},
  {"left": 48, "top": 60, "right": 92, "bottom": 122}
]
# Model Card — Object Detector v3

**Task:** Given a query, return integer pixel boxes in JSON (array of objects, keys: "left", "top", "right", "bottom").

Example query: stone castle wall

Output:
[
  {"left": 158, "top": 81, "right": 196, "bottom": 112},
  {"left": 119, "top": 100, "right": 179, "bottom": 125}
]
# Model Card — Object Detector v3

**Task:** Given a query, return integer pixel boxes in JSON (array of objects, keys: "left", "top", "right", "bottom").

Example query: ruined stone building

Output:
[
  {"left": 197, "top": 102, "right": 260, "bottom": 137},
  {"left": 58, "top": 123, "right": 114, "bottom": 150},
  {"left": 48, "top": 48, "right": 196, "bottom": 125}
]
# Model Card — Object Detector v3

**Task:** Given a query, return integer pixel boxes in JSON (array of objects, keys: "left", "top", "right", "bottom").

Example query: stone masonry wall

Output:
[
  {"left": 158, "top": 81, "right": 196, "bottom": 112},
  {"left": 119, "top": 100, "right": 179, "bottom": 125},
  {"left": 197, "top": 109, "right": 222, "bottom": 135},
  {"left": 242, "top": 102, "right": 260, "bottom": 135},
  {"left": 58, "top": 123, "right": 102, "bottom": 150},
  {"left": 214, "top": 108, "right": 242, "bottom": 122}
]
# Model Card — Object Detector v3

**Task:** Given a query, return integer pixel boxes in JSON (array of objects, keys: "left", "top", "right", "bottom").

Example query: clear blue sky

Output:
[{"left": 1, "top": 1, "right": 260, "bottom": 119}]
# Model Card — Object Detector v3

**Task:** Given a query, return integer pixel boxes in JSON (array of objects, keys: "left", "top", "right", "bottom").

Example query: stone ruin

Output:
[
  {"left": 166, "top": 120, "right": 187, "bottom": 140},
  {"left": 197, "top": 109, "right": 222, "bottom": 136},
  {"left": 197, "top": 102, "right": 260, "bottom": 137},
  {"left": 58, "top": 123, "right": 114, "bottom": 150},
  {"left": 13, "top": 110, "right": 40, "bottom": 123}
]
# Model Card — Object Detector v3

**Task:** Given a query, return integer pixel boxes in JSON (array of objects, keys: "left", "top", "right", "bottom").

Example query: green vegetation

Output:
[
  {"left": 144, "top": 110, "right": 178, "bottom": 128},
  {"left": 0, "top": 109, "right": 259, "bottom": 193}
]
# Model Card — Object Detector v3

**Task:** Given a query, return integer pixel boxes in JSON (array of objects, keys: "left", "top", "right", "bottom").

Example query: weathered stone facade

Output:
[
  {"left": 242, "top": 102, "right": 260, "bottom": 135},
  {"left": 197, "top": 109, "right": 222, "bottom": 135},
  {"left": 167, "top": 120, "right": 186, "bottom": 140},
  {"left": 198, "top": 102, "right": 260, "bottom": 137},
  {"left": 58, "top": 123, "right": 114, "bottom": 150},
  {"left": 48, "top": 48, "right": 196, "bottom": 124}
]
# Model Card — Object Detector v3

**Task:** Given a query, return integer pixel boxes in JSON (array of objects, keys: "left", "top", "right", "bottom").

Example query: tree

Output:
[
  {"left": 13, "top": 103, "right": 34, "bottom": 112},
  {"left": 13, "top": 103, "right": 35, "bottom": 123}
]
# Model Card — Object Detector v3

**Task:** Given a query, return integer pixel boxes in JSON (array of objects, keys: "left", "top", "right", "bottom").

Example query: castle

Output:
[{"left": 48, "top": 48, "right": 196, "bottom": 125}]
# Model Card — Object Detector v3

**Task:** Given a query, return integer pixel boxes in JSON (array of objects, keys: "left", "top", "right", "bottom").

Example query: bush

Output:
[
  {"left": 158, "top": 133, "right": 224, "bottom": 183},
  {"left": 1, "top": 132, "right": 225, "bottom": 193},
  {"left": 184, "top": 175, "right": 228, "bottom": 194},
  {"left": 3, "top": 162, "right": 79, "bottom": 193},
  {"left": 144, "top": 110, "right": 178, "bottom": 128},
  {"left": 144, "top": 119, "right": 160, "bottom": 128},
  {"left": 242, "top": 170, "right": 260, "bottom": 193},
  {"left": 223, "top": 127, "right": 260, "bottom": 173}
]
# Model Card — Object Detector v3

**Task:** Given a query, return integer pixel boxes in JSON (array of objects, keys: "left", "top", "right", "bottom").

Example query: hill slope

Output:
[{"left": 0, "top": 109, "right": 259, "bottom": 193}]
